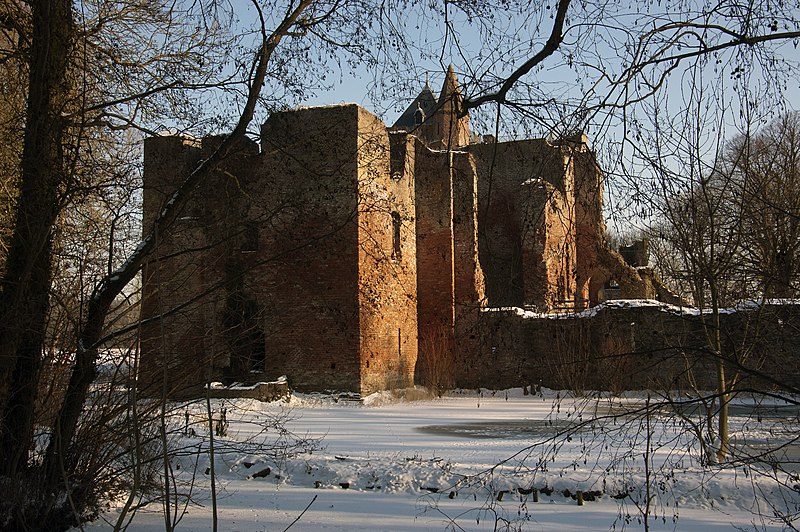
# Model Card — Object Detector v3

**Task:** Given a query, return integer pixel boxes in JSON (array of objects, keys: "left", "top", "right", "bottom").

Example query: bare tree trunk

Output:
[
  {"left": 205, "top": 387, "right": 218, "bottom": 532},
  {"left": 113, "top": 344, "right": 143, "bottom": 531},
  {"left": 0, "top": 0, "right": 73, "bottom": 478},
  {"left": 715, "top": 361, "right": 730, "bottom": 462},
  {"left": 712, "top": 305, "right": 730, "bottom": 462},
  {"left": 43, "top": 0, "right": 313, "bottom": 486}
]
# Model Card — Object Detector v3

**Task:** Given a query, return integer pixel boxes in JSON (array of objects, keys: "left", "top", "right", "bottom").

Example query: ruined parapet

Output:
[
  {"left": 620, "top": 239, "right": 649, "bottom": 267},
  {"left": 591, "top": 241, "right": 683, "bottom": 304},
  {"left": 469, "top": 139, "right": 574, "bottom": 310},
  {"left": 640, "top": 268, "right": 689, "bottom": 306},
  {"left": 590, "top": 246, "right": 650, "bottom": 301}
]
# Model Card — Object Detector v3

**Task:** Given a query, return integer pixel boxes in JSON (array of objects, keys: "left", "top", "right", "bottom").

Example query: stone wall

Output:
[
  {"left": 141, "top": 105, "right": 421, "bottom": 397},
  {"left": 140, "top": 95, "right": 667, "bottom": 398},
  {"left": 356, "top": 107, "right": 419, "bottom": 394},
  {"left": 451, "top": 152, "right": 487, "bottom": 368},
  {"left": 412, "top": 142, "right": 456, "bottom": 384},
  {"left": 140, "top": 135, "right": 214, "bottom": 397},
  {"left": 256, "top": 105, "right": 363, "bottom": 393},
  {"left": 469, "top": 140, "right": 581, "bottom": 310},
  {"left": 460, "top": 302, "right": 800, "bottom": 392}
]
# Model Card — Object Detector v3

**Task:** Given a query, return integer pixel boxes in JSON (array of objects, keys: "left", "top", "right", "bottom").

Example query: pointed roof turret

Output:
[
  {"left": 392, "top": 83, "right": 438, "bottom": 129},
  {"left": 435, "top": 64, "right": 470, "bottom": 149},
  {"left": 391, "top": 66, "right": 471, "bottom": 149},
  {"left": 439, "top": 64, "right": 464, "bottom": 110}
]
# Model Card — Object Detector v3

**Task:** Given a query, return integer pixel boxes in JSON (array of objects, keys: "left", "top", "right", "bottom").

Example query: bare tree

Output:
[
  {"left": 1, "top": 0, "right": 799, "bottom": 528},
  {"left": 0, "top": 0, "right": 75, "bottom": 482},
  {"left": 418, "top": 0, "right": 800, "bottom": 525},
  {"left": 0, "top": 0, "right": 368, "bottom": 528},
  {"left": 726, "top": 113, "right": 800, "bottom": 299}
]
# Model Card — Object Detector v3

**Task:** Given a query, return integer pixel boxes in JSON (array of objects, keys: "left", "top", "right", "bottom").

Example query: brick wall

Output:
[
  {"left": 256, "top": 105, "right": 362, "bottom": 392},
  {"left": 140, "top": 135, "right": 210, "bottom": 397},
  {"left": 451, "top": 152, "right": 486, "bottom": 366},
  {"left": 141, "top": 101, "right": 674, "bottom": 399},
  {"left": 461, "top": 303, "right": 800, "bottom": 392},
  {"left": 412, "top": 142, "right": 456, "bottom": 383},
  {"left": 470, "top": 140, "right": 574, "bottom": 310},
  {"left": 356, "top": 108, "right": 419, "bottom": 394},
  {"left": 141, "top": 104, "right": 429, "bottom": 397}
]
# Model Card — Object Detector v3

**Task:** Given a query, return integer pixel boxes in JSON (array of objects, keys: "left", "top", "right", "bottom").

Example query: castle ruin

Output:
[{"left": 140, "top": 67, "right": 665, "bottom": 397}]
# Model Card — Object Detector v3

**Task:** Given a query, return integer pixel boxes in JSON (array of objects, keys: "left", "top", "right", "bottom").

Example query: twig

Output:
[{"left": 283, "top": 494, "right": 318, "bottom": 532}]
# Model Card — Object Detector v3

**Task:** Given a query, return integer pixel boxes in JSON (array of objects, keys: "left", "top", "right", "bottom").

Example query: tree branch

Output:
[
  {"left": 45, "top": 0, "right": 315, "bottom": 484},
  {"left": 461, "top": 0, "right": 572, "bottom": 112}
]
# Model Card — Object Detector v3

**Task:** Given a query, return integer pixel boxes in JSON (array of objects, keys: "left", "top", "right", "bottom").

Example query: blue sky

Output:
[{"left": 228, "top": 0, "right": 800, "bottom": 229}]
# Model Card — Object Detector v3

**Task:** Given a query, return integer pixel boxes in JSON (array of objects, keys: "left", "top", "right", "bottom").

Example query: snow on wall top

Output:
[{"left": 482, "top": 298, "right": 800, "bottom": 320}]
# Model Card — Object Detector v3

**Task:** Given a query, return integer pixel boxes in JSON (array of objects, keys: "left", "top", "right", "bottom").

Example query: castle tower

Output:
[
  {"left": 434, "top": 65, "right": 471, "bottom": 150},
  {"left": 391, "top": 65, "right": 471, "bottom": 150}
]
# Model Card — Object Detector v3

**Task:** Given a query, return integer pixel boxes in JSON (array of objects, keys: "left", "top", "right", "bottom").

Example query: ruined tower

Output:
[
  {"left": 141, "top": 105, "right": 420, "bottom": 397},
  {"left": 390, "top": 65, "right": 471, "bottom": 150}
]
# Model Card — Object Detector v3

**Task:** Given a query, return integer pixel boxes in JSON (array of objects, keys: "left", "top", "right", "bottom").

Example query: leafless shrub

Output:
[{"left": 417, "top": 329, "right": 455, "bottom": 397}]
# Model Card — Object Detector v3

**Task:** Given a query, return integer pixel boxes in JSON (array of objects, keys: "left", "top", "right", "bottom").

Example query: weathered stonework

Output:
[
  {"left": 141, "top": 105, "right": 421, "bottom": 396},
  {"left": 469, "top": 302, "right": 800, "bottom": 392},
  {"left": 141, "top": 68, "right": 664, "bottom": 397}
]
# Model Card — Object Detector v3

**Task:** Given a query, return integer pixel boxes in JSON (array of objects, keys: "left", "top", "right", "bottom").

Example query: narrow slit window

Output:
[{"left": 391, "top": 212, "right": 402, "bottom": 259}]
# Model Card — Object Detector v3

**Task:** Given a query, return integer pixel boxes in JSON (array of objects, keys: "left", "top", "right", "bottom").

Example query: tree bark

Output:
[{"left": 0, "top": 0, "right": 73, "bottom": 478}]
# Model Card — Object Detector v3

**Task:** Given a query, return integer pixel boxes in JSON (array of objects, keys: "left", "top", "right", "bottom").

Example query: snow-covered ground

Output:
[{"left": 84, "top": 388, "right": 799, "bottom": 531}]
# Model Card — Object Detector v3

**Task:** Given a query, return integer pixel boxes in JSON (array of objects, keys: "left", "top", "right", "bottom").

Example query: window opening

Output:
[{"left": 391, "top": 212, "right": 402, "bottom": 259}]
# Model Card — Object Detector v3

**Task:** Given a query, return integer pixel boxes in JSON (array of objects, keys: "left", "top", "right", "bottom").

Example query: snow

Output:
[
  {"left": 484, "top": 298, "right": 800, "bottom": 320},
  {"left": 81, "top": 389, "right": 799, "bottom": 531},
  {"left": 481, "top": 300, "right": 696, "bottom": 319},
  {"left": 293, "top": 102, "right": 359, "bottom": 111}
]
